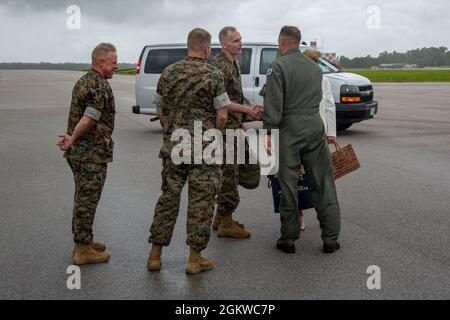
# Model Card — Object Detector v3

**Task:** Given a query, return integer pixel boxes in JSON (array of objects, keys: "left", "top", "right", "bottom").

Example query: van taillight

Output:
[{"left": 136, "top": 59, "right": 142, "bottom": 75}]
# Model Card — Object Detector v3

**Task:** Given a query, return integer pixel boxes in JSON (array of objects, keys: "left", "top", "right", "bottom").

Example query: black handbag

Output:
[{"left": 268, "top": 174, "right": 314, "bottom": 213}]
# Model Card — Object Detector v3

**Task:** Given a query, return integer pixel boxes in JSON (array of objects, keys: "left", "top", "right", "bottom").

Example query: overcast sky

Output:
[{"left": 1, "top": 0, "right": 449, "bottom": 63}]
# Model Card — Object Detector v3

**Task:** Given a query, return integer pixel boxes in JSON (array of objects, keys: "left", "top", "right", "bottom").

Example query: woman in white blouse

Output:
[{"left": 299, "top": 49, "right": 337, "bottom": 231}]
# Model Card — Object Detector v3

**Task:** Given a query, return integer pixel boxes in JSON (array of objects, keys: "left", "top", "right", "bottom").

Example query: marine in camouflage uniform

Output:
[
  {"left": 65, "top": 69, "right": 115, "bottom": 245},
  {"left": 149, "top": 56, "right": 230, "bottom": 252},
  {"left": 212, "top": 51, "right": 250, "bottom": 234}
]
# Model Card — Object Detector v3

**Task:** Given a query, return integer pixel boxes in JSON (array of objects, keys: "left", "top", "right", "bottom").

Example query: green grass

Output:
[
  {"left": 346, "top": 69, "right": 450, "bottom": 83},
  {"left": 113, "top": 68, "right": 450, "bottom": 82}
]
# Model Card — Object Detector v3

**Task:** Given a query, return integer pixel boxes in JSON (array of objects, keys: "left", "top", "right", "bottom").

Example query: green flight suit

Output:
[{"left": 263, "top": 48, "right": 341, "bottom": 245}]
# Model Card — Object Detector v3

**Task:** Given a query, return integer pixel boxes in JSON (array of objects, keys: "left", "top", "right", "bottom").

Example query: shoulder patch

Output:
[{"left": 266, "top": 68, "right": 273, "bottom": 77}]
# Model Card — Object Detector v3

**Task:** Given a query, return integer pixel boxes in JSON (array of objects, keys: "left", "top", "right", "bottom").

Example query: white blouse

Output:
[{"left": 319, "top": 77, "right": 337, "bottom": 138}]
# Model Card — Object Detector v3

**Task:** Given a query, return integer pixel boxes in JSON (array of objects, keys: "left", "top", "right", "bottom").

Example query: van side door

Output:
[
  {"left": 239, "top": 47, "right": 256, "bottom": 105},
  {"left": 254, "top": 46, "right": 279, "bottom": 106}
]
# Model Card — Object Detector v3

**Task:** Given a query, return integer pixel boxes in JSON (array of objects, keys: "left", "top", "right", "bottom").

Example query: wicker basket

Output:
[{"left": 331, "top": 143, "right": 361, "bottom": 180}]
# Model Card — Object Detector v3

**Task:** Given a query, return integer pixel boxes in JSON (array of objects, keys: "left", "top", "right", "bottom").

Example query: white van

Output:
[{"left": 132, "top": 43, "right": 378, "bottom": 130}]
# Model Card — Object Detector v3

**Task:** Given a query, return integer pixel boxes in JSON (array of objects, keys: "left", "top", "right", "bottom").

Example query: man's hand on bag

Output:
[
  {"left": 57, "top": 134, "right": 73, "bottom": 151},
  {"left": 327, "top": 136, "right": 337, "bottom": 145}
]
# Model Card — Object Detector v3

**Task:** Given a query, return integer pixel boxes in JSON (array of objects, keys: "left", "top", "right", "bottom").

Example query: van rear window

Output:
[
  {"left": 144, "top": 49, "right": 187, "bottom": 74},
  {"left": 144, "top": 48, "right": 252, "bottom": 75}
]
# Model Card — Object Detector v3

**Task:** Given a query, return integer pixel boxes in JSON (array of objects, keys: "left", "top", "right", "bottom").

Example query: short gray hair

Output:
[
  {"left": 219, "top": 26, "right": 237, "bottom": 43},
  {"left": 91, "top": 43, "right": 116, "bottom": 61},
  {"left": 279, "top": 26, "right": 302, "bottom": 43},
  {"left": 187, "top": 28, "right": 212, "bottom": 51}
]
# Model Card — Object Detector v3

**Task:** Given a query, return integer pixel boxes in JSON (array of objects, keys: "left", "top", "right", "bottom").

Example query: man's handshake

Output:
[{"left": 247, "top": 104, "right": 263, "bottom": 120}]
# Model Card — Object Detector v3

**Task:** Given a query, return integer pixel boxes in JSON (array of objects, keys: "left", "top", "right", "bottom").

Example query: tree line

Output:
[
  {"left": 338, "top": 47, "right": 450, "bottom": 69},
  {"left": 2, "top": 47, "right": 450, "bottom": 71}
]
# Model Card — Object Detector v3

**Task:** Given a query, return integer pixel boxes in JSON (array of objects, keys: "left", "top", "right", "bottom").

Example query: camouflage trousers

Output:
[
  {"left": 149, "top": 158, "right": 222, "bottom": 252},
  {"left": 216, "top": 135, "right": 240, "bottom": 218},
  {"left": 67, "top": 159, "right": 107, "bottom": 245},
  {"left": 216, "top": 163, "right": 240, "bottom": 218}
]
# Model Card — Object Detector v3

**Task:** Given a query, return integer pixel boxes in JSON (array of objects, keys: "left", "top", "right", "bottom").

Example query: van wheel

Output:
[{"left": 337, "top": 123, "right": 352, "bottom": 131}]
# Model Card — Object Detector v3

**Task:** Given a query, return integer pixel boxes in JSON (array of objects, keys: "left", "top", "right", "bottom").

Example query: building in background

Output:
[
  {"left": 323, "top": 52, "right": 337, "bottom": 63},
  {"left": 309, "top": 41, "right": 337, "bottom": 63},
  {"left": 378, "top": 63, "right": 419, "bottom": 69}
]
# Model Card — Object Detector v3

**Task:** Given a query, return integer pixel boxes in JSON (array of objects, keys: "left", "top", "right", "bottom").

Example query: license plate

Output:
[{"left": 370, "top": 108, "right": 375, "bottom": 116}]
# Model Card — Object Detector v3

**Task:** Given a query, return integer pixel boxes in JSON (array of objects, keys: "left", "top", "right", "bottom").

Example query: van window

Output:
[
  {"left": 144, "top": 49, "right": 187, "bottom": 74},
  {"left": 259, "top": 48, "right": 341, "bottom": 75},
  {"left": 209, "top": 48, "right": 252, "bottom": 75},
  {"left": 144, "top": 48, "right": 252, "bottom": 75},
  {"left": 318, "top": 58, "right": 341, "bottom": 73},
  {"left": 260, "top": 49, "right": 279, "bottom": 74},
  {"left": 237, "top": 48, "right": 252, "bottom": 75}
]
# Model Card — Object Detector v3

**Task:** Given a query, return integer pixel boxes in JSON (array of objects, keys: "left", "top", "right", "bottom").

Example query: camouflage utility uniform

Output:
[
  {"left": 149, "top": 57, "right": 230, "bottom": 252},
  {"left": 212, "top": 51, "right": 248, "bottom": 219},
  {"left": 65, "top": 69, "right": 115, "bottom": 245}
]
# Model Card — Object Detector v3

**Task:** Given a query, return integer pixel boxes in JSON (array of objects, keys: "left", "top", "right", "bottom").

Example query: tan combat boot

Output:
[
  {"left": 73, "top": 243, "right": 110, "bottom": 266},
  {"left": 217, "top": 216, "right": 251, "bottom": 238},
  {"left": 147, "top": 244, "right": 162, "bottom": 272},
  {"left": 232, "top": 218, "right": 245, "bottom": 229},
  {"left": 185, "top": 247, "right": 215, "bottom": 275},
  {"left": 72, "top": 242, "right": 106, "bottom": 255},
  {"left": 91, "top": 242, "right": 106, "bottom": 252},
  {"left": 212, "top": 214, "right": 246, "bottom": 231}
]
